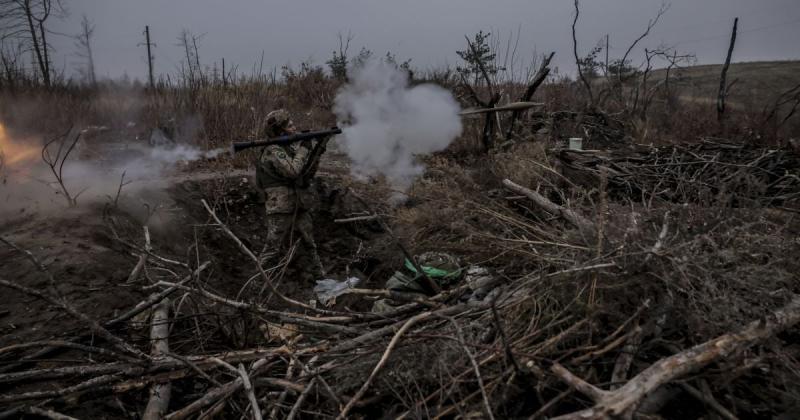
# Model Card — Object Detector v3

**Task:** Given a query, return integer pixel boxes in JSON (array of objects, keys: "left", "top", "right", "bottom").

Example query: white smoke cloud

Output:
[
  {"left": 0, "top": 129, "right": 223, "bottom": 220},
  {"left": 334, "top": 60, "right": 462, "bottom": 189}
]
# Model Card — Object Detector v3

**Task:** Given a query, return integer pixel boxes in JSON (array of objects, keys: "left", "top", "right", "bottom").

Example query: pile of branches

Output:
[
  {"left": 557, "top": 139, "right": 800, "bottom": 208},
  {"left": 527, "top": 110, "right": 628, "bottom": 147},
  {"left": 1, "top": 143, "right": 800, "bottom": 418}
]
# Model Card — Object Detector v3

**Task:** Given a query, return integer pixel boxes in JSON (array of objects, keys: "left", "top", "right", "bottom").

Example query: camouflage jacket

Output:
[{"left": 256, "top": 142, "right": 311, "bottom": 189}]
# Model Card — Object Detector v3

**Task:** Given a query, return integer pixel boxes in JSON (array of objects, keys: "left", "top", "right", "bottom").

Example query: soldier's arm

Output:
[
  {"left": 261, "top": 144, "right": 310, "bottom": 180},
  {"left": 301, "top": 137, "right": 329, "bottom": 180}
]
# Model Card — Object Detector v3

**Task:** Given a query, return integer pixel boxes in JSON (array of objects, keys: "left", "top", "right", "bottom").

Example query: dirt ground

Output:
[{"left": 0, "top": 135, "right": 396, "bottom": 413}]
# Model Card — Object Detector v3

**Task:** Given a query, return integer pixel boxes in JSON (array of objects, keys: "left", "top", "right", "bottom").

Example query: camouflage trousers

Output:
[{"left": 262, "top": 184, "right": 325, "bottom": 279}]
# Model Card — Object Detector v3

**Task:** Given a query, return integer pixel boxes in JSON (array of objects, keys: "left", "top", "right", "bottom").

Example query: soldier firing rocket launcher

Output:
[{"left": 230, "top": 127, "right": 342, "bottom": 154}]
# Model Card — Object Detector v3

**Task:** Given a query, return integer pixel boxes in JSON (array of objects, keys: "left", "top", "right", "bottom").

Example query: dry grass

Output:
[{"left": 651, "top": 60, "right": 800, "bottom": 108}]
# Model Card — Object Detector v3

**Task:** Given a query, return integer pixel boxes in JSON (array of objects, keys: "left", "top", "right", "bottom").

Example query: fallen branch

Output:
[
  {"left": 502, "top": 179, "right": 595, "bottom": 234},
  {"left": 551, "top": 294, "right": 800, "bottom": 419},
  {"left": 333, "top": 214, "right": 380, "bottom": 223},
  {"left": 0, "top": 346, "right": 297, "bottom": 386},
  {"left": 286, "top": 377, "right": 316, "bottom": 420},
  {"left": 609, "top": 324, "right": 644, "bottom": 390},
  {"left": 437, "top": 314, "right": 496, "bottom": 420},
  {"left": 238, "top": 363, "right": 263, "bottom": 420},
  {"left": 0, "top": 340, "right": 138, "bottom": 362},
  {"left": 337, "top": 310, "right": 436, "bottom": 419},
  {"left": 679, "top": 382, "right": 738, "bottom": 420},
  {"left": 269, "top": 355, "right": 300, "bottom": 420},
  {"left": 0, "top": 261, "right": 209, "bottom": 375},
  {"left": 24, "top": 406, "right": 79, "bottom": 420},
  {"left": 142, "top": 298, "right": 172, "bottom": 420},
  {"left": 0, "top": 277, "right": 148, "bottom": 360},
  {"left": 329, "top": 302, "right": 482, "bottom": 354},
  {"left": 166, "top": 358, "right": 270, "bottom": 420},
  {"left": 201, "top": 199, "right": 343, "bottom": 315},
  {"left": 127, "top": 225, "right": 152, "bottom": 283},
  {"left": 152, "top": 279, "right": 362, "bottom": 335}
]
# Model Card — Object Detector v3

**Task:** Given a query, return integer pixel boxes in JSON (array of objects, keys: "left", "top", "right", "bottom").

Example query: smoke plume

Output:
[
  {"left": 0, "top": 123, "right": 222, "bottom": 220},
  {"left": 334, "top": 60, "right": 462, "bottom": 189}
]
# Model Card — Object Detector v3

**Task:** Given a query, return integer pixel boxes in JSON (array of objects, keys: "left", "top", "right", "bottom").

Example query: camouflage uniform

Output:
[
  {"left": 256, "top": 109, "right": 325, "bottom": 278},
  {"left": 372, "top": 252, "right": 463, "bottom": 312},
  {"left": 372, "top": 252, "right": 497, "bottom": 312}
]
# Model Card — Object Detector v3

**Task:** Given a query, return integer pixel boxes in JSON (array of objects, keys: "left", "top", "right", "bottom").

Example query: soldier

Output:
[{"left": 256, "top": 109, "right": 326, "bottom": 278}]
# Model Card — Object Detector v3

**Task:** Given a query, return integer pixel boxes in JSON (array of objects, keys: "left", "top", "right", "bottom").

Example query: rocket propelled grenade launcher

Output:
[
  {"left": 231, "top": 127, "right": 342, "bottom": 153},
  {"left": 458, "top": 101, "right": 544, "bottom": 116}
]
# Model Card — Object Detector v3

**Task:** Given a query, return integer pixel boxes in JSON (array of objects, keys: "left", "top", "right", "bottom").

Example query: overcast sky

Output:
[{"left": 47, "top": 0, "right": 800, "bottom": 81}]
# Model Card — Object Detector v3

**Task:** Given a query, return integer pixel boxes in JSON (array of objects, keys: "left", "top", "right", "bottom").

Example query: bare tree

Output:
[
  {"left": 599, "top": 2, "right": 669, "bottom": 111},
  {"left": 176, "top": 29, "right": 205, "bottom": 87},
  {"left": 717, "top": 17, "right": 738, "bottom": 122},
  {"left": 74, "top": 14, "right": 95, "bottom": 86},
  {"left": 0, "top": 0, "right": 64, "bottom": 87},
  {"left": 42, "top": 127, "right": 85, "bottom": 207},
  {"left": 458, "top": 33, "right": 502, "bottom": 151},
  {"left": 0, "top": 39, "right": 26, "bottom": 88},
  {"left": 326, "top": 31, "right": 352, "bottom": 80},
  {"left": 505, "top": 51, "right": 555, "bottom": 140},
  {"left": 572, "top": 0, "right": 594, "bottom": 107}
]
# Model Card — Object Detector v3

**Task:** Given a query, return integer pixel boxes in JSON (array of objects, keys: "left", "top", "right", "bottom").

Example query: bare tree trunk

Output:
[
  {"left": 717, "top": 17, "right": 738, "bottom": 122},
  {"left": 572, "top": 0, "right": 593, "bottom": 107},
  {"left": 502, "top": 179, "right": 596, "bottom": 234},
  {"left": 37, "top": 20, "right": 49, "bottom": 83},
  {"left": 22, "top": 0, "right": 49, "bottom": 87},
  {"left": 75, "top": 15, "right": 96, "bottom": 86},
  {"left": 505, "top": 51, "right": 555, "bottom": 140}
]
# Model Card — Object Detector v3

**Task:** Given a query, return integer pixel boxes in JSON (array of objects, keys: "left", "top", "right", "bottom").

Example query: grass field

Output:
[{"left": 651, "top": 60, "right": 800, "bottom": 108}]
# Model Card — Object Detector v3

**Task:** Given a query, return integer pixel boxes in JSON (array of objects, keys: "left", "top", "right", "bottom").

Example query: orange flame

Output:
[{"left": 0, "top": 123, "right": 40, "bottom": 168}]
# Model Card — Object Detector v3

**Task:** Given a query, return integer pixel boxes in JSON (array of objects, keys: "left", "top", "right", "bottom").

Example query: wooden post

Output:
[
  {"left": 144, "top": 26, "right": 155, "bottom": 89},
  {"left": 717, "top": 17, "right": 738, "bottom": 122}
]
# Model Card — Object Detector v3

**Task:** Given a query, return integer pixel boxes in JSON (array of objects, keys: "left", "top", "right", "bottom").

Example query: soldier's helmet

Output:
[
  {"left": 415, "top": 252, "right": 463, "bottom": 281},
  {"left": 265, "top": 109, "right": 292, "bottom": 137}
]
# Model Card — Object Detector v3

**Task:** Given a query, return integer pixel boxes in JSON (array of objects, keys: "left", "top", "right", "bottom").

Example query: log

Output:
[
  {"left": 502, "top": 179, "right": 596, "bottom": 234},
  {"left": 142, "top": 298, "right": 171, "bottom": 420},
  {"left": 127, "top": 226, "right": 151, "bottom": 283}
]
